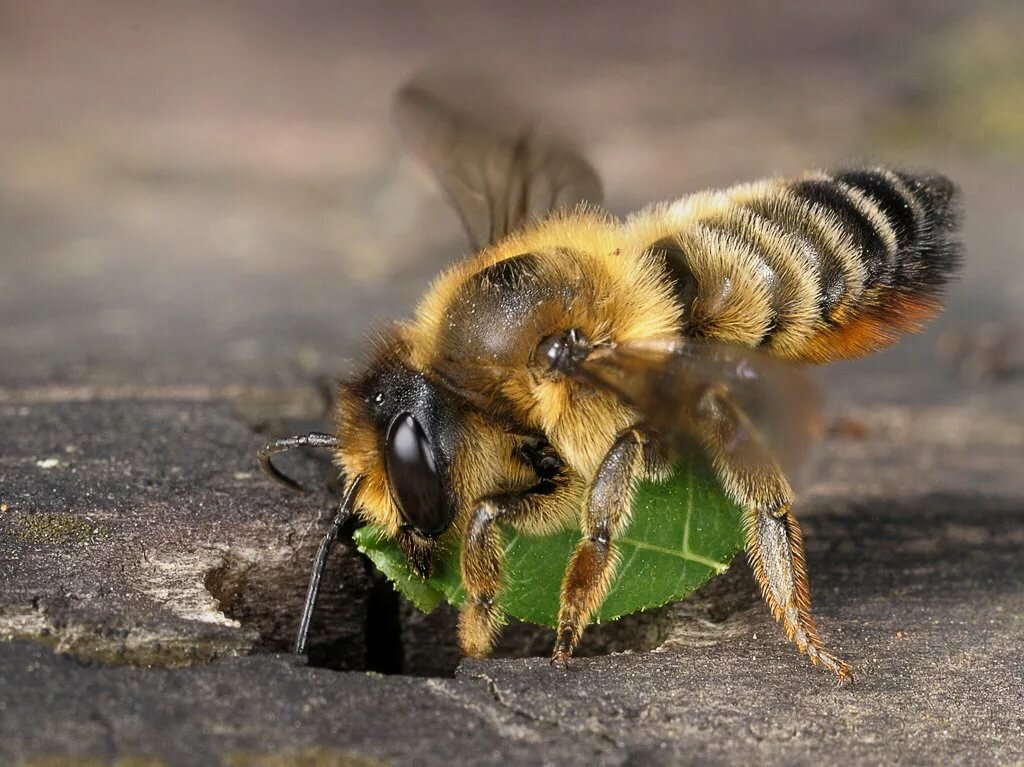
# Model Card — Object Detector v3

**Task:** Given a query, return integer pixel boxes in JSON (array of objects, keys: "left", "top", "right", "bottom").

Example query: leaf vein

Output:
[{"left": 619, "top": 536, "right": 729, "bottom": 573}]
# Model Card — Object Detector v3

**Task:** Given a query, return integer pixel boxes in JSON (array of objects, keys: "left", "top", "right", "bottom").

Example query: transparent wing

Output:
[
  {"left": 395, "top": 81, "right": 604, "bottom": 251},
  {"left": 578, "top": 337, "right": 823, "bottom": 477}
]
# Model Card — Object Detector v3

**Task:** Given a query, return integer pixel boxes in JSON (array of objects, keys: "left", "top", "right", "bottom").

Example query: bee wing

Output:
[
  {"left": 395, "top": 82, "right": 604, "bottom": 251},
  {"left": 579, "top": 337, "right": 823, "bottom": 476}
]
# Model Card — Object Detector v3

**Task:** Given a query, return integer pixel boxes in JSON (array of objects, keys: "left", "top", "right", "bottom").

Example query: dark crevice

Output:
[
  {"left": 204, "top": 531, "right": 369, "bottom": 671},
  {"left": 205, "top": 533, "right": 689, "bottom": 678},
  {"left": 363, "top": 570, "right": 406, "bottom": 674}
]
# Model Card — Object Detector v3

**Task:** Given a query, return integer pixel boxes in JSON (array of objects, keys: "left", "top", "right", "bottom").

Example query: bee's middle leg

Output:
[{"left": 552, "top": 427, "right": 660, "bottom": 665}]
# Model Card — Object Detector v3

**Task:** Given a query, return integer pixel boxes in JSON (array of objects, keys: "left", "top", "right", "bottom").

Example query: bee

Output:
[{"left": 258, "top": 81, "right": 961, "bottom": 683}]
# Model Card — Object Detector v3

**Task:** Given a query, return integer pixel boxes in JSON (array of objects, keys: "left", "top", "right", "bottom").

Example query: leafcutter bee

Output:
[{"left": 259, "top": 80, "right": 961, "bottom": 684}]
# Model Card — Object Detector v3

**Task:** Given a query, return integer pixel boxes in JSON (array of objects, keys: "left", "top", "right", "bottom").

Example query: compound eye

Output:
[{"left": 385, "top": 413, "right": 449, "bottom": 535}]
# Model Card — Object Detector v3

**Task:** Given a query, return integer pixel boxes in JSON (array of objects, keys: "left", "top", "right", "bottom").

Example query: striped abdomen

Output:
[{"left": 632, "top": 168, "right": 962, "bottom": 362}]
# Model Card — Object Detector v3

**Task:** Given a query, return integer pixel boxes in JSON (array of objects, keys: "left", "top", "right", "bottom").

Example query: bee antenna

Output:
[
  {"left": 257, "top": 432, "right": 339, "bottom": 493},
  {"left": 295, "top": 474, "right": 365, "bottom": 656}
]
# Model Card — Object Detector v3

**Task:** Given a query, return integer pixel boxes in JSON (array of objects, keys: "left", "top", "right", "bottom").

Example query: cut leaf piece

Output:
[{"left": 353, "top": 456, "right": 744, "bottom": 628}]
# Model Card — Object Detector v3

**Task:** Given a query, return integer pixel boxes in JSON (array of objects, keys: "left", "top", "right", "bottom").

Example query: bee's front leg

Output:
[
  {"left": 695, "top": 384, "right": 854, "bottom": 684},
  {"left": 459, "top": 469, "right": 578, "bottom": 657},
  {"left": 552, "top": 427, "right": 660, "bottom": 665}
]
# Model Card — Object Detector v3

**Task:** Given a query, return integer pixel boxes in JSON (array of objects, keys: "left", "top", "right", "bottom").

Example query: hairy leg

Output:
[
  {"left": 552, "top": 427, "right": 656, "bottom": 664},
  {"left": 459, "top": 461, "right": 578, "bottom": 656},
  {"left": 696, "top": 383, "right": 853, "bottom": 684}
]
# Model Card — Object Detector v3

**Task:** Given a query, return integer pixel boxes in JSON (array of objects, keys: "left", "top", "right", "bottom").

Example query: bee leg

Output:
[
  {"left": 459, "top": 475, "right": 576, "bottom": 657},
  {"left": 552, "top": 427, "right": 650, "bottom": 666},
  {"left": 696, "top": 384, "right": 854, "bottom": 684}
]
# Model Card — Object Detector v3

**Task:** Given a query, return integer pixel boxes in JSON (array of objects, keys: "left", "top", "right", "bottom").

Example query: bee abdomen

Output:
[
  {"left": 789, "top": 168, "right": 961, "bottom": 361},
  {"left": 641, "top": 167, "right": 961, "bottom": 362}
]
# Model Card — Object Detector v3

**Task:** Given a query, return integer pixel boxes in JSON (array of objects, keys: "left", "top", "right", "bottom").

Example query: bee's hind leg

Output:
[{"left": 695, "top": 384, "right": 854, "bottom": 684}]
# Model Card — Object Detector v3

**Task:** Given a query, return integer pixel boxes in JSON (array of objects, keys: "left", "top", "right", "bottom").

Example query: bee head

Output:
[{"left": 334, "top": 327, "right": 464, "bottom": 578}]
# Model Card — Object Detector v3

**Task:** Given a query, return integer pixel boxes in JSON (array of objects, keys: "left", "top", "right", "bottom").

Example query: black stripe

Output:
[
  {"left": 834, "top": 169, "right": 918, "bottom": 254},
  {"left": 791, "top": 178, "right": 889, "bottom": 287},
  {"left": 647, "top": 236, "right": 699, "bottom": 319},
  {"left": 741, "top": 196, "right": 847, "bottom": 322}
]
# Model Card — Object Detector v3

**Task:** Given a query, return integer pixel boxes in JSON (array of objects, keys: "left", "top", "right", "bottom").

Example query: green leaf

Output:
[{"left": 353, "top": 455, "right": 745, "bottom": 628}]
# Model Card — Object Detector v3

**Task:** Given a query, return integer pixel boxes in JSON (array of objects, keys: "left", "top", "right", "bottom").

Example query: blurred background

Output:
[{"left": 2, "top": 0, "right": 1022, "bottom": 399}]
